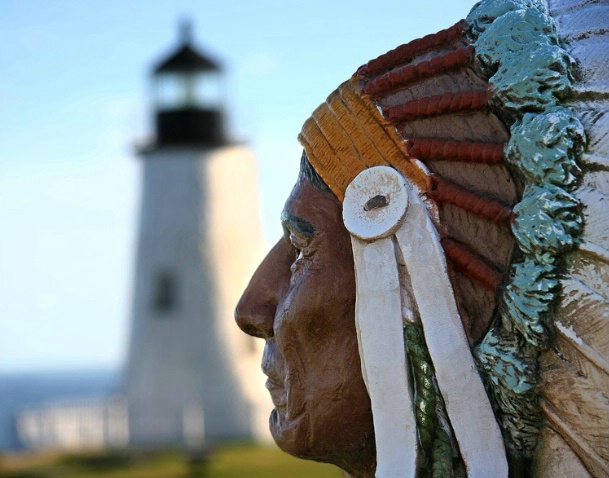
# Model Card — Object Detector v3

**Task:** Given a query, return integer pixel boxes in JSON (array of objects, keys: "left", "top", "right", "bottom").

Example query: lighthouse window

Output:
[{"left": 153, "top": 271, "right": 177, "bottom": 314}]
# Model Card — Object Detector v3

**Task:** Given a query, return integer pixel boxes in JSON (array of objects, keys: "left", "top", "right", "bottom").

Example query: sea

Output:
[{"left": 0, "top": 367, "right": 120, "bottom": 451}]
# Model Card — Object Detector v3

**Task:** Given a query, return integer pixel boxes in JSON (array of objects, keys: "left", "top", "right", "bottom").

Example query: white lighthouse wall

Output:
[
  {"left": 124, "top": 145, "right": 270, "bottom": 445},
  {"left": 203, "top": 145, "right": 272, "bottom": 442}
]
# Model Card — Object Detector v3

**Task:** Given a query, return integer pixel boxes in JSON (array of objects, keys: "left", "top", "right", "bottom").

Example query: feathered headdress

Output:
[{"left": 299, "top": 0, "right": 609, "bottom": 476}]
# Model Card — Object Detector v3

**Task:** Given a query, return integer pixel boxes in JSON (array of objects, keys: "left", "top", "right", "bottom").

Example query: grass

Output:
[{"left": 0, "top": 443, "right": 344, "bottom": 478}]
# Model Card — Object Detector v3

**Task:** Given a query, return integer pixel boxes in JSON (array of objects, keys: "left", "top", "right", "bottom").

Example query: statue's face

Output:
[{"left": 236, "top": 175, "right": 375, "bottom": 474}]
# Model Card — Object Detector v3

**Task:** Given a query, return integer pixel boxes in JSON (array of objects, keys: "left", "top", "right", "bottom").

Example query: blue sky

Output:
[{"left": 0, "top": 0, "right": 475, "bottom": 371}]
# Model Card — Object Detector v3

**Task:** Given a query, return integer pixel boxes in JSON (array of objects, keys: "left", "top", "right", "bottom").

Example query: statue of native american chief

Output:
[{"left": 236, "top": 0, "right": 609, "bottom": 476}]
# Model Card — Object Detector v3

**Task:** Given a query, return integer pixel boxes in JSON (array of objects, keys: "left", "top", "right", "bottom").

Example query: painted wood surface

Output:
[
  {"left": 344, "top": 166, "right": 508, "bottom": 477},
  {"left": 345, "top": 167, "right": 417, "bottom": 478}
]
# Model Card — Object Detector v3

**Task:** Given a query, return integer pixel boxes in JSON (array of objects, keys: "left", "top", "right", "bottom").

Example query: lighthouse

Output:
[{"left": 123, "top": 22, "right": 270, "bottom": 447}]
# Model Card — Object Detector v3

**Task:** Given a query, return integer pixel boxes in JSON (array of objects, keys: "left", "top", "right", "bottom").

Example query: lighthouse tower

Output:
[{"left": 124, "top": 23, "right": 269, "bottom": 447}]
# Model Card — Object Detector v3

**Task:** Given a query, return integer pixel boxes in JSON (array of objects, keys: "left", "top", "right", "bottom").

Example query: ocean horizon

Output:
[{"left": 0, "top": 367, "right": 121, "bottom": 451}]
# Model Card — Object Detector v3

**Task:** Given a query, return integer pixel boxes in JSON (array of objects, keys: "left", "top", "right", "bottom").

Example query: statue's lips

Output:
[
  {"left": 265, "top": 377, "right": 287, "bottom": 410},
  {"left": 261, "top": 342, "right": 288, "bottom": 410}
]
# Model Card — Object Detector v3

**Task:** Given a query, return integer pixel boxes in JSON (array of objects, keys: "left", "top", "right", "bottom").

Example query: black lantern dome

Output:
[{"left": 152, "top": 21, "right": 227, "bottom": 147}]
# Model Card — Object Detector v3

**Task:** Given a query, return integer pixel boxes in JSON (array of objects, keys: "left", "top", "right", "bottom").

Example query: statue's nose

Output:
[
  {"left": 235, "top": 293, "right": 275, "bottom": 339},
  {"left": 235, "top": 239, "right": 293, "bottom": 340}
]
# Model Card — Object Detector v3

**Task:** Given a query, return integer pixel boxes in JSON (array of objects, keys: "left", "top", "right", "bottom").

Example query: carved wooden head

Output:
[{"left": 236, "top": 0, "right": 609, "bottom": 476}]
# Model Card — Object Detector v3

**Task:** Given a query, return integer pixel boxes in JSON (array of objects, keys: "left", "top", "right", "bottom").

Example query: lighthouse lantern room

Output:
[{"left": 152, "top": 21, "right": 225, "bottom": 147}]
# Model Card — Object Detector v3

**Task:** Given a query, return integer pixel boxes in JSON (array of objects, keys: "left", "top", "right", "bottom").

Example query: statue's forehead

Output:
[
  {"left": 281, "top": 179, "right": 310, "bottom": 219},
  {"left": 282, "top": 179, "right": 341, "bottom": 234}
]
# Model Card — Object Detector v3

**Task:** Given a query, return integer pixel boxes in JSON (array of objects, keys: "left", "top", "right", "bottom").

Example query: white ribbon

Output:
[{"left": 343, "top": 166, "right": 508, "bottom": 478}]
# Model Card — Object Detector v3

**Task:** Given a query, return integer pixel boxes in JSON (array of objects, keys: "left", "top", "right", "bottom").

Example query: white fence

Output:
[
  {"left": 15, "top": 396, "right": 205, "bottom": 452},
  {"left": 17, "top": 396, "right": 129, "bottom": 451}
]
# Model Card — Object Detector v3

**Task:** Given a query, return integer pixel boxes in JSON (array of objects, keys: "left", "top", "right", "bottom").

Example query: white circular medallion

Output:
[{"left": 343, "top": 166, "right": 409, "bottom": 241}]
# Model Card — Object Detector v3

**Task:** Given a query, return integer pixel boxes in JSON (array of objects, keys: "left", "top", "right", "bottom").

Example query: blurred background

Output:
[{"left": 0, "top": 0, "right": 474, "bottom": 475}]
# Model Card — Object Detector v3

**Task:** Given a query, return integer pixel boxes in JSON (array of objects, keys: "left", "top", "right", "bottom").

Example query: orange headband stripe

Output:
[
  {"left": 299, "top": 80, "right": 429, "bottom": 200},
  {"left": 326, "top": 90, "right": 390, "bottom": 170},
  {"left": 298, "top": 120, "right": 355, "bottom": 197},
  {"left": 341, "top": 82, "right": 429, "bottom": 191},
  {"left": 312, "top": 102, "right": 368, "bottom": 173}
]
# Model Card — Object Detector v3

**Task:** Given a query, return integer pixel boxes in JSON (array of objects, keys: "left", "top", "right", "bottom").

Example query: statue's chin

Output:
[
  {"left": 269, "top": 407, "right": 376, "bottom": 478},
  {"left": 268, "top": 407, "right": 314, "bottom": 458}
]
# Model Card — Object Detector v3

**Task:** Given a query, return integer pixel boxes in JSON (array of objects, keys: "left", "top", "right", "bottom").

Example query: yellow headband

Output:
[{"left": 298, "top": 79, "right": 429, "bottom": 201}]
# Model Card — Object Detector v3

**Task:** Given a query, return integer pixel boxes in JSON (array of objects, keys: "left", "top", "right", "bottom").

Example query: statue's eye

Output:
[
  {"left": 289, "top": 232, "right": 308, "bottom": 252},
  {"left": 293, "top": 247, "right": 302, "bottom": 262},
  {"left": 288, "top": 232, "right": 309, "bottom": 275},
  {"left": 290, "top": 249, "right": 305, "bottom": 277}
]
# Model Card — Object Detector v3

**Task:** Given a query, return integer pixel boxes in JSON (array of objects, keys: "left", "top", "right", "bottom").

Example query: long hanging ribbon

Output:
[{"left": 343, "top": 166, "right": 508, "bottom": 478}]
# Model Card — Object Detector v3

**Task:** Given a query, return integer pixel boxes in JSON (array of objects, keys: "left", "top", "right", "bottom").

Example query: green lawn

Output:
[{"left": 0, "top": 443, "right": 344, "bottom": 478}]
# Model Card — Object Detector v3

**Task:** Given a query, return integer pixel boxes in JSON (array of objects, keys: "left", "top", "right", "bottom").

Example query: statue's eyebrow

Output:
[{"left": 280, "top": 211, "right": 315, "bottom": 238}]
